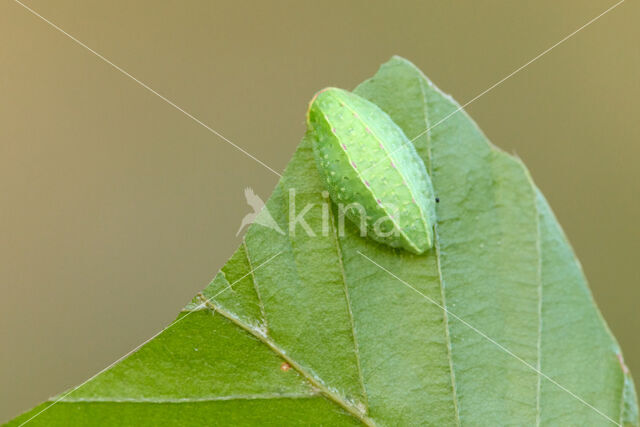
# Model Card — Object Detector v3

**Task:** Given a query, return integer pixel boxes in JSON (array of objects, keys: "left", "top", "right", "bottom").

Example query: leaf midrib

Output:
[{"left": 416, "top": 71, "right": 461, "bottom": 426}]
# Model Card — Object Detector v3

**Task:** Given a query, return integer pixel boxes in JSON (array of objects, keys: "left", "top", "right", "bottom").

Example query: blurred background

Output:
[{"left": 1, "top": 0, "right": 638, "bottom": 421}]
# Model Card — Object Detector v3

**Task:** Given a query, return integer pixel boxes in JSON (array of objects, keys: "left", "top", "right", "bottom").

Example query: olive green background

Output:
[{"left": 1, "top": 0, "right": 638, "bottom": 421}]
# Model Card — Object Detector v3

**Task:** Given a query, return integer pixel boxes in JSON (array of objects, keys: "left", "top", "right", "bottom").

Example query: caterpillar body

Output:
[{"left": 306, "top": 87, "right": 436, "bottom": 254}]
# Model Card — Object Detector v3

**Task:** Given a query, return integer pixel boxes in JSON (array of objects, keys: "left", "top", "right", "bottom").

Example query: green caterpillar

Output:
[{"left": 306, "top": 87, "right": 436, "bottom": 254}]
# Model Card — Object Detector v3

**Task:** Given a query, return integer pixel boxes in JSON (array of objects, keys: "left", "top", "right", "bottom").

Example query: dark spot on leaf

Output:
[{"left": 280, "top": 362, "right": 291, "bottom": 372}]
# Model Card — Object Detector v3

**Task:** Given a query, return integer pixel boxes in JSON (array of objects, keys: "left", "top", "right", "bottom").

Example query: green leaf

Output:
[{"left": 7, "top": 57, "right": 638, "bottom": 426}]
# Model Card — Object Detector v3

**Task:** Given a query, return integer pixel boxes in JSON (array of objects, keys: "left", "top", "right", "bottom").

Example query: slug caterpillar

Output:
[{"left": 306, "top": 87, "right": 436, "bottom": 254}]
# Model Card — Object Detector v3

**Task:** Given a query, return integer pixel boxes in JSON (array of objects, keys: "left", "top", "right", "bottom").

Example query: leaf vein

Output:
[
  {"left": 417, "top": 72, "right": 461, "bottom": 426},
  {"left": 58, "top": 393, "right": 319, "bottom": 403},
  {"left": 328, "top": 201, "right": 369, "bottom": 412},
  {"left": 243, "top": 238, "right": 269, "bottom": 334},
  {"left": 196, "top": 294, "right": 376, "bottom": 426}
]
